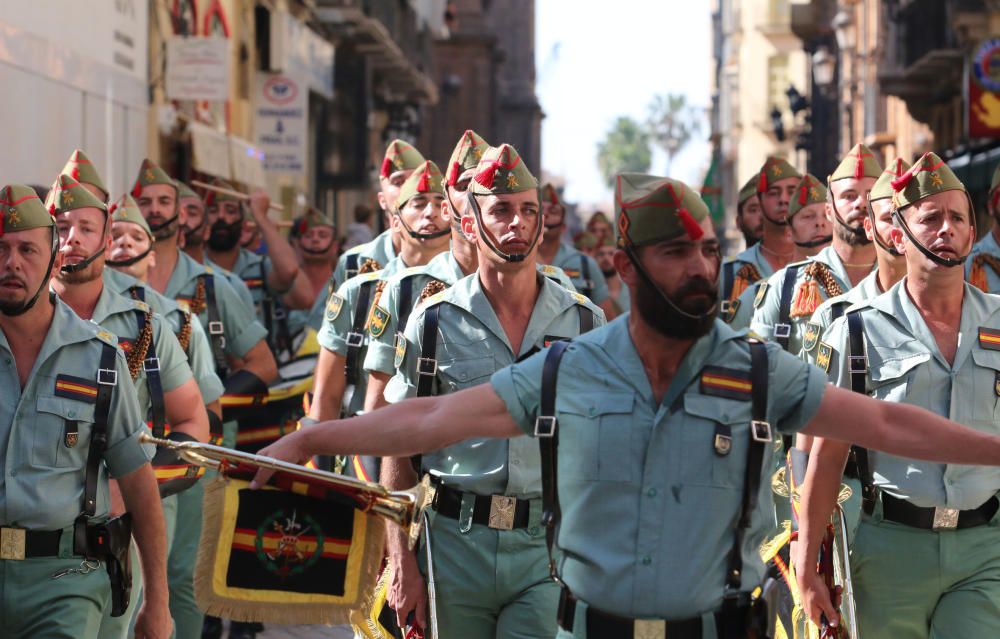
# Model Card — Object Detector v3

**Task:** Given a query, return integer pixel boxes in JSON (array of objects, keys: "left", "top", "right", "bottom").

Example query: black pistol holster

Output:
[{"left": 72, "top": 343, "right": 133, "bottom": 617}]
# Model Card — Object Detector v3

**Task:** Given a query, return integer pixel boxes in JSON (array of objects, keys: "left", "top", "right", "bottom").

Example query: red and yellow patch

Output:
[
  {"left": 699, "top": 366, "right": 752, "bottom": 401},
  {"left": 54, "top": 375, "right": 98, "bottom": 403},
  {"left": 243, "top": 278, "right": 264, "bottom": 290},
  {"left": 980, "top": 327, "right": 1000, "bottom": 351}
]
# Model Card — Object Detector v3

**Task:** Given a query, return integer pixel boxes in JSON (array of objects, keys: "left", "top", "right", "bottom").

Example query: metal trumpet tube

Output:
[
  {"left": 139, "top": 433, "right": 433, "bottom": 548},
  {"left": 830, "top": 502, "right": 860, "bottom": 638}
]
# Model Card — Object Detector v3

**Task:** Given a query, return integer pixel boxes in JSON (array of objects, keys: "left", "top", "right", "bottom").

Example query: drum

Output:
[{"left": 235, "top": 354, "right": 318, "bottom": 454}]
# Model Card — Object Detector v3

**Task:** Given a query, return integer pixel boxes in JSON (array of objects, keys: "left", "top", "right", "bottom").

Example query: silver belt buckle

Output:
[
  {"left": 633, "top": 619, "right": 666, "bottom": 639},
  {"left": 488, "top": 495, "right": 516, "bottom": 530},
  {"left": 0, "top": 527, "right": 26, "bottom": 561},
  {"left": 933, "top": 507, "right": 960, "bottom": 530}
]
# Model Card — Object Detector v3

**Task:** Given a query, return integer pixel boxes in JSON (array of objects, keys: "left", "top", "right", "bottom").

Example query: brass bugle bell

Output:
[{"left": 140, "top": 433, "right": 435, "bottom": 548}]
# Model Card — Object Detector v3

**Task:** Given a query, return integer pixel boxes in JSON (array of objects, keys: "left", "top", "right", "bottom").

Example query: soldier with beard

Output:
[
  {"left": 751, "top": 145, "right": 881, "bottom": 356},
  {"left": 251, "top": 171, "right": 1000, "bottom": 639},
  {"left": 736, "top": 174, "right": 765, "bottom": 249},
  {"left": 204, "top": 181, "right": 313, "bottom": 358},
  {"left": 595, "top": 235, "right": 629, "bottom": 315},
  {"left": 0, "top": 184, "right": 169, "bottom": 637},
  {"left": 174, "top": 181, "right": 256, "bottom": 311}
]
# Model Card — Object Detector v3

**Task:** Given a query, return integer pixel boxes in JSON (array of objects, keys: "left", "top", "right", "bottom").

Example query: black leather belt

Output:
[
  {"left": 0, "top": 527, "right": 62, "bottom": 560},
  {"left": 431, "top": 483, "right": 532, "bottom": 530},
  {"left": 881, "top": 494, "right": 999, "bottom": 530},
  {"left": 557, "top": 588, "right": 741, "bottom": 639}
]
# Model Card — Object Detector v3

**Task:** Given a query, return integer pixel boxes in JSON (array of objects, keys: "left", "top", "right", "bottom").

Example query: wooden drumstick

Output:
[{"left": 190, "top": 179, "right": 293, "bottom": 227}]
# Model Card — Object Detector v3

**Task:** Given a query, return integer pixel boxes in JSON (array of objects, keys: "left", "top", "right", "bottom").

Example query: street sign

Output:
[{"left": 255, "top": 73, "right": 307, "bottom": 174}]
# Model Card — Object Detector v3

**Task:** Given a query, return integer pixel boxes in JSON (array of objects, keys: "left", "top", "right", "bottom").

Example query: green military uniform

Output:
[
  {"left": 0, "top": 185, "right": 150, "bottom": 638},
  {"left": 385, "top": 145, "right": 605, "bottom": 639},
  {"left": 966, "top": 163, "right": 1000, "bottom": 291},
  {"left": 205, "top": 257, "right": 256, "bottom": 312},
  {"left": 548, "top": 243, "right": 608, "bottom": 303},
  {"left": 363, "top": 253, "right": 578, "bottom": 380},
  {"left": 488, "top": 173, "right": 828, "bottom": 637},
  {"left": 750, "top": 244, "right": 866, "bottom": 355},
  {"left": 817, "top": 153, "right": 1000, "bottom": 639}
]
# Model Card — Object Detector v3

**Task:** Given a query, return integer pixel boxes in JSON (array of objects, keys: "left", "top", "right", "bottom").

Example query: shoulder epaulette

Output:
[
  {"left": 423, "top": 290, "right": 448, "bottom": 307},
  {"left": 132, "top": 300, "right": 150, "bottom": 312},
  {"left": 540, "top": 264, "right": 558, "bottom": 275},
  {"left": 94, "top": 328, "right": 118, "bottom": 346}
]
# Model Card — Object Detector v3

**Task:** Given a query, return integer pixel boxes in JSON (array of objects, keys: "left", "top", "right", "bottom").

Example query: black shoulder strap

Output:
[
  {"left": 723, "top": 260, "right": 736, "bottom": 300},
  {"left": 536, "top": 339, "right": 572, "bottom": 583},
  {"left": 846, "top": 310, "right": 876, "bottom": 514},
  {"left": 202, "top": 274, "right": 228, "bottom": 377},
  {"left": 830, "top": 302, "right": 846, "bottom": 321},
  {"left": 75, "top": 342, "right": 118, "bottom": 556},
  {"left": 345, "top": 280, "right": 376, "bottom": 386},
  {"left": 397, "top": 275, "right": 416, "bottom": 334},
  {"left": 345, "top": 253, "right": 360, "bottom": 280},
  {"left": 576, "top": 304, "right": 594, "bottom": 334},
  {"left": 775, "top": 265, "right": 800, "bottom": 351},
  {"left": 257, "top": 261, "right": 277, "bottom": 349},
  {"left": 579, "top": 255, "right": 593, "bottom": 297},
  {"left": 130, "top": 285, "right": 146, "bottom": 303},
  {"left": 725, "top": 340, "right": 770, "bottom": 596},
  {"left": 416, "top": 304, "right": 441, "bottom": 397},
  {"left": 136, "top": 310, "right": 166, "bottom": 438}
]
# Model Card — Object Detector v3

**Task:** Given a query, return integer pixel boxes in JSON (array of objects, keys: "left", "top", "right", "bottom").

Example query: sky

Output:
[{"left": 536, "top": 1, "right": 713, "bottom": 212}]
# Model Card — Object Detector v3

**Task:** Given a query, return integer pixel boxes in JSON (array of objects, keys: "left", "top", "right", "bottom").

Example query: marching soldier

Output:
[
  {"left": 751, "top": 145, "right": 881, "bottom": 355},
  {"left": 361, "top": 144, "right": 603, "bottom": 639},
  {"left": 302, "top": 140, "right": 426, "bottom": 332},
  {"left": 800, "top": 158, "right": 911, "bottom": 366},
  {"left": 585, "top": 210, "right": 613, "bottom": 244},
  {"left": 252, "top": 171, "right": 1000, "bottom": 639},
  {"left": 104, "top": 194, "right": 228, "bottom": 637},
  {"left": 796, "top": 152, "right": 1000, "bottom": 638},
  {"left": 595, "top": 235, "right": 629, "bottom": 317},
  {"left": 131, "top": 159, "right": 275, "bottom": 639},
  {"left": 362, "top": 131, "right": 578, "bottom": 416},
  {"left": 966, "top": 163, "right": 1000, "bottom": 291},
  {"left": 288, "top": 207, "right": 338, "bottom": 339},
  {"left": 0, "top": 185, "right": 169, "bottom": 637},
  {"left": 306, "top": 160, "right": 450, "bottom": 431},
  {"left": 719, "top": 158, "right": 801, "bottom": 314},
  {"left": 47, "top": 175, "right": 209, "bottom": 638},
  {"left": 536, "top": 183, "right": 617, "bottom": 318},
  {"left": 735, "top": 174, "right": 764, "bottom": 249}
]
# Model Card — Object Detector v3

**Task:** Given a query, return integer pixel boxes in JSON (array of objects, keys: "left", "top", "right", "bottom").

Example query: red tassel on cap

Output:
[
  {"left": 891, "top": 167, "right": 916, "bottom": 192},
  {"left": 448, "top": 161, "right": 461, "bottom": 186},
  {"left": 380, "top": 156, "right": 393, "bottom": 179},
  {"left": 205, "top": 191, "right": 216, "bottom": 207},
  {"left": 417, "top": 165, "right": 430, "bottom": 192},
  {"left": 799, "top": 183, "right": 808, "bottom": 206},
  {"left": 678, "top": 208, "right": 704, "bottom": 240},
  {"left": 473, "top": 161, "right": 501, "bottom": 190},
  {"left": 757, "top": 168, "right": 768, "bottom": 193},
  {"left": 70, "top": 166, "right": 80, "bottom": 181},
  {"left": 854, "top": 156, "right": 864, "bottom": 179},
  {"left": 131, "top": 181, "right": 142, "bottom": 198}
]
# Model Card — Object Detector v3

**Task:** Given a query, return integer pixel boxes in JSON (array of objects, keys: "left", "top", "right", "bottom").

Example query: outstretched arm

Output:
[
  {"left": 802, "top": 384, "right": 1000, "bottom": 465},
  {"left": 252, "top": 383, "right": 520, "bottom": 486}
]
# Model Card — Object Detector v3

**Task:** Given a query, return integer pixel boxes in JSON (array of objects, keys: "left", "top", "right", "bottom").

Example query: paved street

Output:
[{"left": 257, "top": 623, "right": 355, "bottom": 639}]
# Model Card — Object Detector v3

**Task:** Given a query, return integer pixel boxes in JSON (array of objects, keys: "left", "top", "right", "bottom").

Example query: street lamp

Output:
[
  {"left": 833, "top": 9, "right": 856, "bottom": 51},
  {"left": 812, "top": 47, "right": 836, "bottom": 89}
]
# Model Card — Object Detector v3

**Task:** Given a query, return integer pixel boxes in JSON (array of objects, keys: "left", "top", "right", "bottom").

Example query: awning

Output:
[{"left": 189, "top": 121, "right": 267, "bottom": 188}]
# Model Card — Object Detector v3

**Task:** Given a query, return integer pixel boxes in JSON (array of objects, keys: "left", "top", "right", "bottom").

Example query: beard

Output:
[
  {"left": 601, "top": 267, "right": 616, "bottom": 278},
  {"left": 835, "top": 220, "right": 871, "bottom": 247},
  {"left": 208, "top": 219, "right": 242, "bottom": 252},
  {"left": 635, "top": 272, "right": 718, "bottom": 340},
  {"left": 183, "top": 225, "right": 205, "bottom": 247}
]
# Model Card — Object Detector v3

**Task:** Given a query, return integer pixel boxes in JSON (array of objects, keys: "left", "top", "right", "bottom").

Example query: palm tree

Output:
[
  {"left": 646, "top": 94, "right": 703, "bottom": 175},
  {"left": 596, "top": 117, "right": 652, "bottom": 189}
]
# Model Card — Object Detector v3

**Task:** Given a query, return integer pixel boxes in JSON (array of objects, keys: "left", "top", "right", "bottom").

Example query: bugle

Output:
[{"left": 139, "top": 433, "right": 434, "bottom": 548}]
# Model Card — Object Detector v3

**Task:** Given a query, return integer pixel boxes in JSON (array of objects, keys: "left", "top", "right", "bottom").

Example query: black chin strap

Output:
[
  {"left": 393, "top": 212, "right": 451, "bottom": 241},
  {"left": 828, "top": 180, "right": 872, "bottom": 244},
  {"left": 866, "top": 198, "right": 902, "bottom": 256},
  {"left": 60, "top": 249, "right": 106, "bottom": 274},
  {"left": 793, "top": 235, "right": 832, "bottom": 249},
  {"left": 892, "top": 208, "right": 969, "bottom": 268},
  {"left": 148, "top": 213, "right": 179, "bottom": 233},
  {"left": 756, "top": 193, "right": 789, "bottom": 227},
  {"left": 106, "top": 247, "right": 152, "bottom": 268},
  {"left": 2, "top": 231, "right": 57, "bottom": 317},
  {"left": 465, "top": 191, "right": 543, "bottom": 263},
  {"left": 300, "top": 242, "right": 335, "bottom": 256},
  {"left": 624, "top": 245, "right": 719, "bottom": 320}
]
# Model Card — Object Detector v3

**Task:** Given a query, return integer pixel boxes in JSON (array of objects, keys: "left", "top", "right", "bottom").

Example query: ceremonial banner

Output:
[
  {"left": 969, "top": 38, "right": 1000, "bottom": 139},
  {"left": 196, "top": 477, "right": 385, "bottom": 625}
]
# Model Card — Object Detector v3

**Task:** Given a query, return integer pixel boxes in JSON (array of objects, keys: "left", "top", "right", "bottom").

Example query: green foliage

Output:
[
  {"left": 596, "top": 117, "right": 652, "bottom": 189},
  {"left": 646, "top": 93, "right": 703, "bottom": 174}
]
